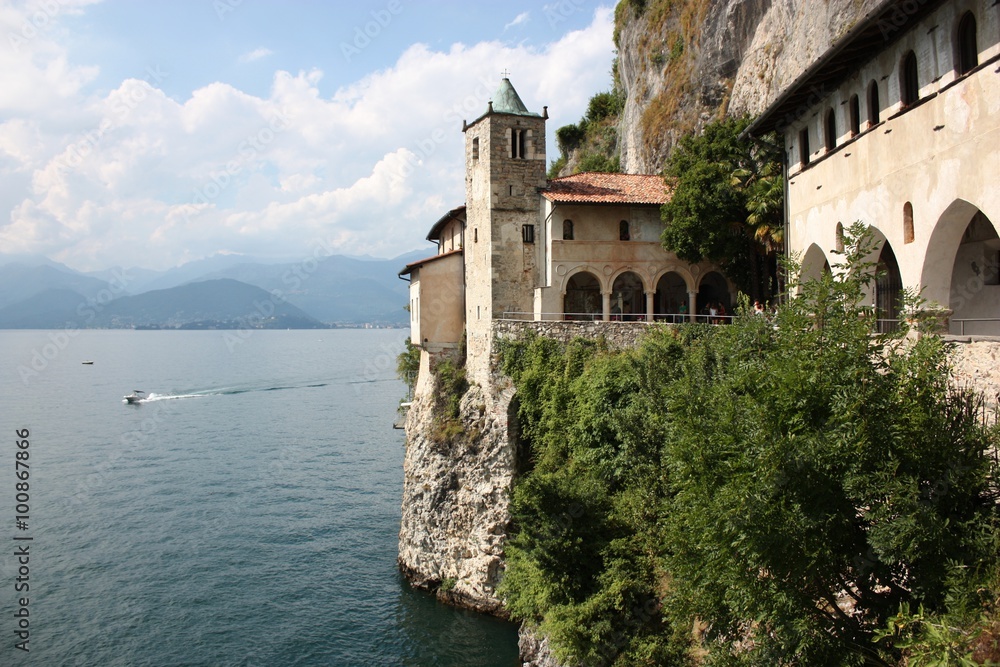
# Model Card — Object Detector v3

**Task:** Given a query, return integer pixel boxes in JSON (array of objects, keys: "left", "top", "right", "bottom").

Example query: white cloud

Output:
[
  {"left": 239, "top": 47, "right": 274, "bottom": 63},
  {"left": 505, "top": 11, "right": 530, "bottom": 30},
  {"left": 0, "top": 5, "right": 616, "bottom": 271}
]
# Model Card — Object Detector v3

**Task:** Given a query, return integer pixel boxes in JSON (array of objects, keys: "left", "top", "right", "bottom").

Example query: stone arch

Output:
[
  {"left": 921, "top": 198, "right": 998, "bottom": 307},
  {"left": 610, "top": 270, "right": 646, "bottom": 320},
  {"left": 800, "top": 243, "right": 830, "bottom": 285},
  {"left": 695, "top": 271, "right": 731, "bottom": 321},
  {"left": 654, "top": 271, "right": 691, "bottom": 322},
  {"left": 562, "top": 269, "right": 602, "bottom": 320}
]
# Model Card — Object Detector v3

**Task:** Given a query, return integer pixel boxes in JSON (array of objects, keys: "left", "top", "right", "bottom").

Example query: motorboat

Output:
[
  {"left": 123, "top": 390, "right": 145, "bottom": 404},
  {"left": 82, "top": 360, "right": 94, "bottom": 365}
]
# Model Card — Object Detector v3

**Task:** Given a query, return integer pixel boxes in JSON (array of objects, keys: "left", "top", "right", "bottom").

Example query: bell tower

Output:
[{"left": 462, "top": 77, "right": 548, "bottom": 383}]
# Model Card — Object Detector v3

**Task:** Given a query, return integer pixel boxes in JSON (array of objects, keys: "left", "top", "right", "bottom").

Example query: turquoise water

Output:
[{"left": 0, "top": 329, "right": 518, "bottom": 666}]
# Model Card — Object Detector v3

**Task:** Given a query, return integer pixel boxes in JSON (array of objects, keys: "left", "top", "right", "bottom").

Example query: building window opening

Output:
[
  {"left": 799, "top": 127, "right": 810, "bottom": 166},
  {"left": 619, "top": 220, "right": 630, "bottom": 241},
  {"left": 511, "top": 128, "right": 526, "bottom": 159},
  {"left": 849, "top": 95, "right": 860, "bottom": 136},
  {"left": 522, "top": 224, "right": 535, "bottom": 244},
  {"left": 562, "top": 219, "right": 574, "bottom": 240},
  {"left": 903, "top": 202, "right": 914, "bottom": 244},
  {"left": 958, "top": 12, "right": 978, "bottom": 75},
  {"left": 825, "top": 108, "right": 837, "bottom": 151},
  {"left": 836, "top": 222, "right": 845, "bottom": 253},
  {"left": 901, "top": 50, "right": 919, "bottom": 107},
  {"left": 472, "top": 137, "right": 479, "bottom": 161},
  {"left": 868, "top": 80, "right": 880, "bottom": 126}
]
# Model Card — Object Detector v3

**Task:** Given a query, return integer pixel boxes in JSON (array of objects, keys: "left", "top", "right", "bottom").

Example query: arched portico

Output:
[
  {"left": 800, "top": 243, "right": 831, "bottom": 286},
  {"left": 920, "top": 200, "right": 1000, "bottom": 335},
  {"left": 563, "top": 270, "right": 602, "bottom": 320},
  {"left": 654, "top": 271, "right": 691, "bottom": 322},
  {"left": 610, "top": 270, "right": 646, "bottom": 321},
  {"left": 696, "top": 272, "right": 731, "bottom": 322}
]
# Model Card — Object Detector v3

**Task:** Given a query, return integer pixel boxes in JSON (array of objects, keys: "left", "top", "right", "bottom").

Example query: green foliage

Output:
[
  {"left": 660, "top": 117, "right": 783, "bottom": 299},
  {"left": 396, "top": 336, "right": 420, "bottom": 390},
  {"left": 587, "top": 90, "right": 625, "bottom": 124},
  {"left": 577, "top": 152, "right": 622, "bottom": 174},
  {"left": 556, "top": 123, "right": 587, "bottom": 156},
  {"left": 498, "top": 226, "right": 1000, "bottom": 666},
  {"left": 548, "top": 155, "right": 568, "bottom": 179}
]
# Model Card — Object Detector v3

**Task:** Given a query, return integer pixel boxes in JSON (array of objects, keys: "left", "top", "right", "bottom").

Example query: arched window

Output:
[
  {"left": 836, "top": 222, "right": 845, "bottom": 253},
  {"left": 472, "top": 137, "right": 479, "bottom": 161},
  {"left": 903, "top": 202, "right": 914, "bottom": 244},
  {"left": 619, "top": 220, "right": 630, "bottom": 241},
  {"left": 958, "top": 12, "right": 978, "bottom": 75},
  {"left": 849, "top": 95, "right": 860, "bottom": 136},
  {"left": 901, "top": 50, "right": 919, "bottom": 107},
  {"left": 798, "top": 127, "right": 810, "bottom": 166},
  {"left": 867, "top": 80, "right": 880, "bottom": 126},
  {"left": 562, "top": 219, "right": 574, "bottom": 240},
  {"left": 825, "top": 108, "right": 837, "bottom": 151}
]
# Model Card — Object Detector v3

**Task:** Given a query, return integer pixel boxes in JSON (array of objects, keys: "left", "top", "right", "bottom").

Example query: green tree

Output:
[
  {"left": 497, "top": 224, "right": 999, "bottom": 665},
  {"left": 660, "top": 117, "right": 783, "bottom": 300}
]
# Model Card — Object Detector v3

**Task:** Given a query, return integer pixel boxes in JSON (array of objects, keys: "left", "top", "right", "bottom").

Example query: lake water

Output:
[{"left": 0, "top": 329, "right": 518, "bottom": 666}]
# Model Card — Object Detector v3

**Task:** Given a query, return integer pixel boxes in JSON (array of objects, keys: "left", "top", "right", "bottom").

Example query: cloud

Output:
[
  {"left": 505, "top": 11, "right": 530, "bottom": 30},
  {"left": 239, "top": 48, "right": 274, "bottom": 64},
  {"left": 0, "top": 5, "right": 616, "bottom": 271}
]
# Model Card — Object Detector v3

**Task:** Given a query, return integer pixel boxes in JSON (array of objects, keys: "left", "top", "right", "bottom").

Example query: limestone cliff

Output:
[
  {"left": 616, "top": 0, "right": 883, "bottom": 174},
  {"left": 397, "top": 352, "right": 519, "bottom": 615}
]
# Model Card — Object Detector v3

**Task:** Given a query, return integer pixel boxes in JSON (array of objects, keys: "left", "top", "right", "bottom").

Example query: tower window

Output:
[
  {"left": 825, "top": 108, "right": 837, "bottom": 151},
  {"left": 867, "top": 80, "right": 880, "bottom": 126},
  {"left": 563, "top": 219, "right": 574, "bottom": 240},
  {"left": 619, "top": 220, "right": 630, "bottom": 241},
  {"left": 957, "top": 12, "right": 978, "bottom": 75},
  {"left": 798, "top": 127, "right": 811, "bottom": 166},
  {"left": 901, "top": 50, "right": 919, "bottom": 107},
  {"left": 510, "top": 128, "right": 527, "bottom": 159},
  {"left": 522, "top": 224, "right": 535, "bottom": 244},
  {"left": 849, "top": 95, "right": 860, "bottom": 136},
  {"left": 472, "top": 137, "right": 479, "bottom": 161}
]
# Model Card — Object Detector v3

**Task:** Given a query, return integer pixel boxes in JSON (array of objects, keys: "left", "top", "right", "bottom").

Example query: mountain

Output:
[
  {"left": 197, "top": 249, "right": 428, "bottom": 325},
  {"left": 0, "top": 279, "right": 326, "bottom": 329},
  {"left": 0, "top": 249, "right": 429, "bottom": 327},
  {"left": 0, "top": 263, "right": 115, "bottom": 311}
]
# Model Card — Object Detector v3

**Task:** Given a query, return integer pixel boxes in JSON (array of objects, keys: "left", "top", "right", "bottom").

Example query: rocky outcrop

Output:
[
  {"left": 616, "top": 0, "right": 883, "bottom": 174},
  {"left": 397, "top": 353, "right": 519, "bottom": 615},
  {"left": 519, "top": 624, "right": 569, "bottom": 667}
]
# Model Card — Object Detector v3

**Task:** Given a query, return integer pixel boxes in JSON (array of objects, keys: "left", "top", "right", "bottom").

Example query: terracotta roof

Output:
[
  {"left": 542, "top": 172, "right": 670, "bottom": 205},
  {"left": 398, "top": 248, "right": 463, "bottom": 278}
]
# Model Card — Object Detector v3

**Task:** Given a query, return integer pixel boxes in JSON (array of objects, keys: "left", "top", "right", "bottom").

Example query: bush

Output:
[{"left": 498, "top": 225, "right": 1000, "bottom": 665}]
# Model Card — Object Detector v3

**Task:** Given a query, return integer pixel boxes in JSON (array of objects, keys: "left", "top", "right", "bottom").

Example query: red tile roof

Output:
[{"left": 542, "top": 172, "right": 670, "bottom": 205}]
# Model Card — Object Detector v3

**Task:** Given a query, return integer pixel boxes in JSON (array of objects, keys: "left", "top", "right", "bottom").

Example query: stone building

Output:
[
  {"left": 746, "top": 0, "right": 1000, "bottom": 335},
  {"left": 401, "top": 77, "right": 729, "bottom": 384}
]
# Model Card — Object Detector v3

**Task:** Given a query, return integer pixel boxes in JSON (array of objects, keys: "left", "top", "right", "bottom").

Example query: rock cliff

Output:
[
  {"left": 616, "top": 0, "right": 883, "bottom": 174},
  {"left": 397, "top": 353, "right": 519, "bottom": 615}
]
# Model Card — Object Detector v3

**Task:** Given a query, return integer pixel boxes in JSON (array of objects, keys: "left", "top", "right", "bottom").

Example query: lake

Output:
[{"left": 0, "top": 329, "right": 518, "bottom": 666}]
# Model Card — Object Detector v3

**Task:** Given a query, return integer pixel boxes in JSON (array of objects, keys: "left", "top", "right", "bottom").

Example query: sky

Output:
[{"left": 0, "top": 0, "right": 617, "bottom": 272}]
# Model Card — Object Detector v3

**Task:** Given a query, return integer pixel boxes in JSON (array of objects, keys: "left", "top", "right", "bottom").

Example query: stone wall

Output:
[
  {"left": 493, "top": 319, "right": 660, "bottom": 350},
  {"left": 946, "top": 336, "right": 1000, "bottom": 416}
]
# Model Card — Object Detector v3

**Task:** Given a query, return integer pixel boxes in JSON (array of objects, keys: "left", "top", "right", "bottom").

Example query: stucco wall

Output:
[{"left": 782, "top": 0, "right": 1000, "bottom": 333}]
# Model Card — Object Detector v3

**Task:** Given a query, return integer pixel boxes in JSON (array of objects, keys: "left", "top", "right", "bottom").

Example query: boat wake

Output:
[{"left": 129, "top": 382, "right": 330, "bottom": 403}]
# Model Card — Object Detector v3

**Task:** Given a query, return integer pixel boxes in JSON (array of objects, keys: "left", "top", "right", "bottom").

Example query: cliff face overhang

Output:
[
  {"left": 616, "top": 0, "right": 885, "bottom": 174},
  {"left": 396, "top": 347, "right": 519, "bottom": 616}
]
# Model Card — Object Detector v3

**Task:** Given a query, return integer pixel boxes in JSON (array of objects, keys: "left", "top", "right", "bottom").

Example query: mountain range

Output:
[{"left": 0, "top": 250, "right": 430, "bottom": 329}]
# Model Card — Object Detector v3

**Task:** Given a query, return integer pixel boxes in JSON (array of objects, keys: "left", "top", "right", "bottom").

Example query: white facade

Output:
[{"left": 751, "top": 0, "right": 1000, "bottom": 334}]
